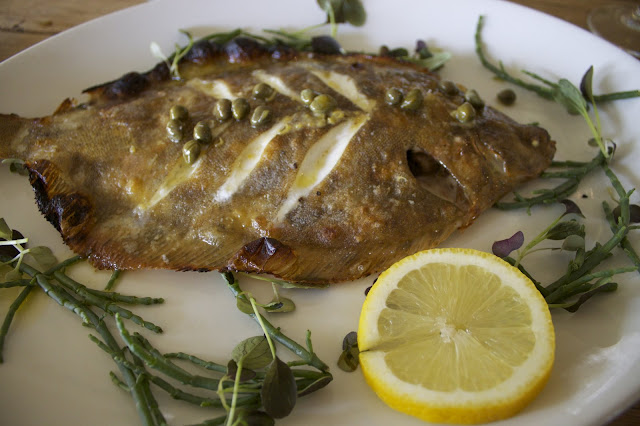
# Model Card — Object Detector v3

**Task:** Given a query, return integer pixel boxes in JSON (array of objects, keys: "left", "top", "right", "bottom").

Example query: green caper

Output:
[
  {"left": 166, "top": 119, "right": 184, "bottom": 143},
  {"left": 193, "top": 121, "right": 212, "bottom": 144},
  {"left": 182, "top": 140, "right": 201, "bottom": 165},
  {"left": 497, "top": 88, "right": 516, "bottom": 106},
  {"left": 438, "top": 80, "right": 459, "bottom": 95},
  {"left": 452, "top": 102, "right": 476, "bottom": 123},
  {"left": 300, "top": 88, "right": 317, "bottom": 105},
  {"left": 385, "top": 88, "right": 403, "bottom": 106},
  {"left": 250, "top": 106, "right": 271, "bottom": 127},
  {"left": 232, "top": 98, "right": 250, "bottom": 121},
  {"left": 213, "top": 99, "right": 232, "bottom": 121},
  {"left": 252, "top": 83, "right": 274, "bottom": 100},
  {"left": 327, "top": 109, "right": 345, "bottom": 125},
  {"left": 400, "top": 89, "right": 423, "bottom": 111},
  {"left": 309, "top": 94, "right": 337, "bottom": 116},
  {"left": 170, "top": 105, "right": 189, "bottom": 121},
  {"left": 464, "top": 89, "right": 485, "bottom": 109}
]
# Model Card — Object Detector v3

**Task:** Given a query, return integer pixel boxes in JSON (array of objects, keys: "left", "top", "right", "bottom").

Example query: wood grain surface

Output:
[{"left": 0, "top": 0, "right": 638, "bottom": 425}]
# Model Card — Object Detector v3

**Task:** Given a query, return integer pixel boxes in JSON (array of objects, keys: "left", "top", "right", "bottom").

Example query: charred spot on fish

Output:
[
  {"left": 183, "top": 40, "right": 220, "bottom": 64},
  {"left": 406, "top": 149, "right": 468, "bottom": 208},
  {"left": 224, "top": 37, "right": 271, "bottom": 63},
  {"left": 28, "top": 165, "right": 62, "bottom": 232},
  {"left": 228, "top": 237, "right": 296, "bottom": 275},
  {"left": 101, "top": 72, "right": 150, "bottom": 100},
  {"left": 148, "top": 62, "right": 171, "bottom": 82},
  {"left": 28, "top": 161, "right": 93, "bottom": 238}
]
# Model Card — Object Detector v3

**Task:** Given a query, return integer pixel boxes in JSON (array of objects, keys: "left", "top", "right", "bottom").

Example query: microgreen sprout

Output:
[
  {"left": 492, "top": 200, "right": 584, "bottom": 268},
  {"left": 317, "top": 0, "right": 366, "bottom": 38},
  {"left": 150, "top": 29, "right": 196, "bottom": 80},
  {"left": 0, "top": 218, "right": 57, "bottom": 282},
  {"left": 337, "top": 331, "right": 360, "bottom": 372},
  {"left": 1, "top": 159, "right": 28, "bottom": 176}
]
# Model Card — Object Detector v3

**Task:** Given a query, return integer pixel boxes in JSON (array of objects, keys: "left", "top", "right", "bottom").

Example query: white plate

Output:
[{"left": 1, "top": 0, "right": 639, "bottom": 425}]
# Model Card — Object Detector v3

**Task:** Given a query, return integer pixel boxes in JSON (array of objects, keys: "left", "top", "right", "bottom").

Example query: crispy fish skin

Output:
[{"left": 0, "top": 38, "right": 555, "bottom": 284}]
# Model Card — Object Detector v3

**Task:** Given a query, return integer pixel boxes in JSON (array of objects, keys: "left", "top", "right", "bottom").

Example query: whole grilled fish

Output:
[{"left": 0, "top": 38, "right": 555, "bottom": 284}]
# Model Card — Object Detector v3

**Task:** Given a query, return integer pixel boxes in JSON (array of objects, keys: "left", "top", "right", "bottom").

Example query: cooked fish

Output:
[{"left": 0, "top": 38, "right": 555, "bottom": 284}]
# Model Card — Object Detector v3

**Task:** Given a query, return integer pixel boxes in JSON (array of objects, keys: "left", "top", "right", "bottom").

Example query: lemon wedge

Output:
[{"left": 358, "top": 248, "right": 555, "bottom": 424}]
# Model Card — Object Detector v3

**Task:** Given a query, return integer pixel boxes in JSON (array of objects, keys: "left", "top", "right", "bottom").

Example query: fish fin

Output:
[
  {"left": 0, "top": 113, "right": 30, "bottom": 160},
  {"left": 228, "top": 237, "right": 297, "bottom": 278},
  {"left": 28, "top": 159, "right": 96, "bottom": 244}
]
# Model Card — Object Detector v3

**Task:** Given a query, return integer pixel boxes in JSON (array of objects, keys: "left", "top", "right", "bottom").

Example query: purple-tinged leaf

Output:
[
  {"left": 561, "top": 199, "right": 584, "bottom": 218},
  {"left": 415, "top": 40, "right": 432, "bottom": 59},
  {"left": 492, "top": 231, "right": 524, "bottom": 258}
]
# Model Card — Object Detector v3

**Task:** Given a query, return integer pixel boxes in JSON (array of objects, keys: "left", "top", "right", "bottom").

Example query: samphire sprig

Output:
[
  {"left": 0, "top": 223, "right": 332, "bottom": 425},
  {"left": 474, "top": 15, "right": 640, "bottom": 106},
  {"left": 478, "top": 17, "right": 640, "bottom": 311},
  {"left": 0, "top": 234, "right": 165, "bottom": 424},
  {"left": 492, "top": 165, "right": 639, "bottom": 311}
]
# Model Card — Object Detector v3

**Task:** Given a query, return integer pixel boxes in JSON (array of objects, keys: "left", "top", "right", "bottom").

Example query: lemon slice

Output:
[{"left": 358, "top": 248, "right": 555, "bottom": 424}]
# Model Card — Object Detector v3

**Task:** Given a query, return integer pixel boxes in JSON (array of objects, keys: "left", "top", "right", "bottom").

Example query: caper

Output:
[
  {"left": 328, "top": 109, "right": 345, "bottom": 125},
  {"left": 400, "top": 89, "right": 423, "bottom": 111},
  {"left": 385, "top": 88, "right": 403, "bottom": 106},
  {"left": 166, "top": 119, "right": 184, "bottom": 143},
  {"left": 182, "top": 140, "right": 201, "bottom": 165},
  {"left": 438, "top": 80, "right": 459, "bottom": 95},
  {"left": 497, "top": 88, "right": 516, "bottom": 106},
  {"left": 452, "top": 102, "right": 476, "bottom": 123},
  {"left": 213, "top": 99, "right": 232, "bottom": 121},
  {"left": 170, "top": 105, "right": 189, "bottom": 121},
  {"left": 300, "top": 88, "right": 317, "bottom": 105},
  {"left": 252, "top": 83, "right": 274, "bottom": 100},
  {"left": 193, "top": 121, "right": 212, "bottom": 144},
  {"left": 464, "top": 89, "right": 485, "bottom": 109},
  {"left": 309, "top": 94, "right": 337, "bottom": 116},
  {"left": 232, "top": 98, "right": 250, "bottom": 120},
  {"left": 250, "top": 106, "right": 271, "bottom": 127}
]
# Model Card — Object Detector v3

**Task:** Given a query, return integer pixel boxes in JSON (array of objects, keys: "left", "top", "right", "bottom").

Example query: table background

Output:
[{"left": 1, "top": 0, "right": 638, "bottom": 424}]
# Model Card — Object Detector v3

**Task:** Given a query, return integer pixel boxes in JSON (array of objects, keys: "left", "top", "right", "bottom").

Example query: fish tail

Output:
[{"left": 0, "top": 113, "right": 29, "bottom": 160}]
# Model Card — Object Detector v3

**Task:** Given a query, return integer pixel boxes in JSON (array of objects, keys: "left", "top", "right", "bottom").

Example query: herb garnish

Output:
[
  {"left": 493, "top": 163, "right": 639, "bottom": 311},
  {"left": 474, "top": 16, "right": 640, "bottom": 105},
  {"left": 477, "top": 16, "right": 640, "bottom": 311},
  {"left": 0, "top": 222, "right": 332, "bottom": 425}
]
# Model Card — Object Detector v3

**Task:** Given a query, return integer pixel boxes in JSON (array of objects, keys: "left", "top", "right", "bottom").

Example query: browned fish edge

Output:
[
  {"left": 80, "top": 36, "right": 436, "bottom": 104},
  {"left": 6, "top": 35, "right": 555, "bottom": 284}
]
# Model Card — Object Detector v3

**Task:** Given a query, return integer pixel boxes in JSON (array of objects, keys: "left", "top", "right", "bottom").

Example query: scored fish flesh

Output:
[{"left": 0, "top": 38, "right": 555, "bottom": 284}]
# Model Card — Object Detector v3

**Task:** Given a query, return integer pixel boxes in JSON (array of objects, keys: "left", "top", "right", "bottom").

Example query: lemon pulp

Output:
[{"left": 358, "top": 248, "right": 555, "bottom": 424}]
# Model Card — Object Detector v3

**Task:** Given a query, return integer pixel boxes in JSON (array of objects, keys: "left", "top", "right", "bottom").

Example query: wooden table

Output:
[{"left": 0, "top": 0, "right": 638, "bottom": 425}]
